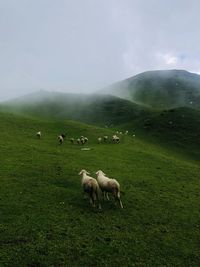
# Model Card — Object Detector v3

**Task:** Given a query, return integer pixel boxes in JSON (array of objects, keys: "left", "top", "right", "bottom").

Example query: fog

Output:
[{"left": 1, "top": 0, "right": 200, "bottom": 101}]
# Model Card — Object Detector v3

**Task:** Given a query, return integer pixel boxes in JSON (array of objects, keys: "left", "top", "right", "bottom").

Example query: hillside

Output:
[
  {"left": 1, "top": 91, "right": 200, "bottom": 160},
  {"left": 1, "top": 111, "right": 200, "bottom": 266},
  {"left": 102, "top": 70, "right": 200, "bottom": 109},
  {"left": 1, "top": 91, "right": 147, "bottom": 126}
]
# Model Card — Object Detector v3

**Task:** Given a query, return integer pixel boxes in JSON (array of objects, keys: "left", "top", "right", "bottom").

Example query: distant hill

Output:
[
  {"left": 0, "top": 91, "right": 146, "bottom": 126},
  {"left": 102, "top": 70, "right": 200, "bottom": 109}
]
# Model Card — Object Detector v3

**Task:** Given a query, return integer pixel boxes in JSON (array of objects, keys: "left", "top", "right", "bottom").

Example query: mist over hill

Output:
[
  {"left": 102, "top": 70, "right": 200, "bottom": 109},
  {"left": 1, "top": 91, "right": 146, "bottom": 126},
  {"left": 1, "top": 90, "right": 200, "bottom": 159}
]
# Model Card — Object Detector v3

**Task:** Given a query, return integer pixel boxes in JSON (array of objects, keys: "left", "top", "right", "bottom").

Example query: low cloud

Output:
[{"left": 1, "top": 0, "right": 200, "bottom": 100}]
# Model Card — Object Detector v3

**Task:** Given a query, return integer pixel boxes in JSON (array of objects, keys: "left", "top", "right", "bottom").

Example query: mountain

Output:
[{"left": 102, "top": 70, "right": 200, "bottom": 109}]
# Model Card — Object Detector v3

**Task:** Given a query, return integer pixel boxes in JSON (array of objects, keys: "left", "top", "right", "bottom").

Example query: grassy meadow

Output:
[{"left": 0, "top": 111, "right": 200, "bottom": 266}]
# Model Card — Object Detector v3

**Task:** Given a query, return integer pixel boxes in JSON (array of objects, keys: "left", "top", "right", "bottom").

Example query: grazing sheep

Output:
[
  {"left": 96, "top": 170, "right": 123, "bottom": 208},
  {"left": 80, "top": 136, "right": 86, "bottom": 145},
  {"left": 98, "top": 137, "right": 102, "bottom": 144},
  {"left": 70, "top": 138, "right": 75, "bottom": 144},
  {"left": 79, "top": 169, "right": 101, "bottom": 209},
  {"left": 84, "top": 137, "right": 88, "bottom": 144},
  {"left": 77, "top": 138, "right": 81, "bottom": 145},
  {"left": 36, "top": 131, "right": 41, "bottom": 139},
  {"left": 61, "top": 133, "right": 66, "bottom": 139},
  {"left": 112, "top": 135, "right": 120, "bottom": 144},
  {"left": 80, "top": 137, "right": 84, "bottom": 145},
  {"left": 103, "top": 136, "right": 108, "bottom": 142},
  {"left": 125, "top": 130, "right": 128, "bottom": 135},
  {"left": 58, "top": 135, "right": 64, "bottom": 145}
]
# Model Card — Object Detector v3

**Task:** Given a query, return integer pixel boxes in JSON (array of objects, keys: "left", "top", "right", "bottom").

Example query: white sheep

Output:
[
  {"left": 98, "top": 137, "right": 102, "bottom": 144},
  {"left": 58, "top": 135, "right": 64, "bottom": 145},
  {"left": 79, "top": 169, "right": 101, "bottom": 209},
  {"left": 80, "top": 137, "right": 85, "bottom": 145},
  {"left": 103, "top": 136, "right": 108, "bottom": 142},
  {"left": 77, "top": 138, "right": 81, "bottom": 145},
  {"left": 125, "top": 130, "right": 129, "bottom": 135},
  {"left": 70, "top": 138, "right": 75, "bottom": 144},
  {"left": 36, "top": 131, "right": 41, "bottom": 139},
  {"left": 84, "top": 137, "right": 88, "bottom": 144},
  {"left": 96, "top": 170, "right": 123, "bottom": 208},
  {"left": 80, "top": 136, "right": 88, "bottom": 145},
  {"left": 112, "top": 135, "right": 120, "bottom": 144}
]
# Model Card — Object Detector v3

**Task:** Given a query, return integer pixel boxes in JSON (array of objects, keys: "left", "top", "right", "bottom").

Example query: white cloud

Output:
[
  {"left": 1, "top": 0, "right": 200, "bottom": 100},
  {"left": 164, "top": 55, "right": 179, "bottom": 65}
]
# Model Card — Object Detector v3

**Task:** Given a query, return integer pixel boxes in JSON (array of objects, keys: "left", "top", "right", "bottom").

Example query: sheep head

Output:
[
  {"left": 96, "top": 170, "right": 106, "bottom": 176},
  {"left": 79, "top": 169, "right": 90, "bottom": 175}
]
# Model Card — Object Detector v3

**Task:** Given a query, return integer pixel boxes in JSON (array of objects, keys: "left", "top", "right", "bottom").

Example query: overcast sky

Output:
[{"left": 0, "top": 0, "right": 200, "bottom": 101}]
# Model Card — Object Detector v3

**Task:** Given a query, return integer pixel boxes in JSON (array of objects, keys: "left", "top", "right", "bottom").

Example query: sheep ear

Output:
[
  {"left": 102, "top": 172, "right": 106, "bottom": 175},
  {"left": 86, "top": 171, "right": 90, "bottom": 175},
  {"left": 78, "top": 171, "right": 82, "bottom": 175}
]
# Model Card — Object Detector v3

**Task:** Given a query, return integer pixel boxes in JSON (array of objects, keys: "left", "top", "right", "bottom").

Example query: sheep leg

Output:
[
  {"left": 118, "top": 198, "right": 123, "bottom": 209},
  {"left": 114, "top": 197, "right": 123, "bottom": 208},
  {"left": 103, "top": 192, "right": 108, "bottom": 200},
  {"left": 114, "top": 190, "right": 123, "bottom": 208},
  {"left": 96, "top": 192, "right": 102, "bottom": 210},
  {"left": 90, "top": 194, "right": 96, "bottom": 207},
  {"left": 106, "top": 192, "right": 110, "bottom": 201}
]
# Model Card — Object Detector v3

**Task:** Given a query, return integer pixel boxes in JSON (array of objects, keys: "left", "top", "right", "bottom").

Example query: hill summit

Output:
[{"left": 102, "top": 70, "right": 200, "bottom": 109}]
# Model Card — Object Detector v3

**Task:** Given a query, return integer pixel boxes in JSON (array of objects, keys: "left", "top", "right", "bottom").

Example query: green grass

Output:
[
  {"left": 0, "top": 112, "right": 200, "bottom": 266},
  {"left": 2, "top": 91, "right": 200, "bottom": 162}
]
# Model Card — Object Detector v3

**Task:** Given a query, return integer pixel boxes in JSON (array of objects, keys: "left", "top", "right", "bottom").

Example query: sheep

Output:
[
  {"left": 80, "top": 137, "right": 84, "bottom": 145},
  {"left": 125, "top": 130, "right": 128, "bottom": 135},
  {"left": 77, "top": 138, "right": 81, "bottom": 145},
  {"left": 80, "top": 136, "right": 88, "bottom": 145},
  {"left": 103, "top": 136, "right": 108, "bottom": 142},
  {"left": 61, "top": 133, "right": 66, "bottom": 139},
  {"left": 84, "top": 137, "right": 88, "bottom": 144},
  {"left": 36, "top": 131, "right": 41, "bottom": 139},
  {"left": 98, "top": 137, "right": 102, "bottom": 144},
  {"left": 96, "top": 170, "right": 123, "bottom": 208},
  {"left": 58, "top": 135, "right": 64, "bottom": 145},
  {"left": 79, "top": 169, "right": 101, "bottom": 209},
  {"left": 70, "top": 138, "right": 75, "bottom": 144},
  {"left": 112, "top": 135, "right": 120, "bottom": 144}
]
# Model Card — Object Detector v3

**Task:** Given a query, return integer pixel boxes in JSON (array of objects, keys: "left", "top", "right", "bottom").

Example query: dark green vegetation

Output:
[
  {"left": 0, "top": 108, "right": 200, "bottom": 266},
  {"left": 103, "top": 70, "right": 200, "bottom": 109}
]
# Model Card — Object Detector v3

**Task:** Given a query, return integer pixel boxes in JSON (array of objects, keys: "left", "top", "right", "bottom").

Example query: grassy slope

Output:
[
  {"left": 1, "top": 91, "right": 200, "bottom": 161},
  {"left": 0, "top": 112, "right": 200, "bottom": 266},
  {"left": 121, "top": 107, "right": 200, "bottom": 162},
  {"left": 104, "top": 70, "right": 200, "bottom": 109}
]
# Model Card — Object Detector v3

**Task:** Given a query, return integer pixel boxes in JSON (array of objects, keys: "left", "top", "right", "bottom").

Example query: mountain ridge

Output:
[{"left": 101, "top": 69, "right": 200, "bottom": 109}]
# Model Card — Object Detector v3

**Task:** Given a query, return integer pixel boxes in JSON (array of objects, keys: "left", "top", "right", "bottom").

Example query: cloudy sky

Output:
[{"left": 0, "top": 0, "right": 200, "bottom": 101}]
